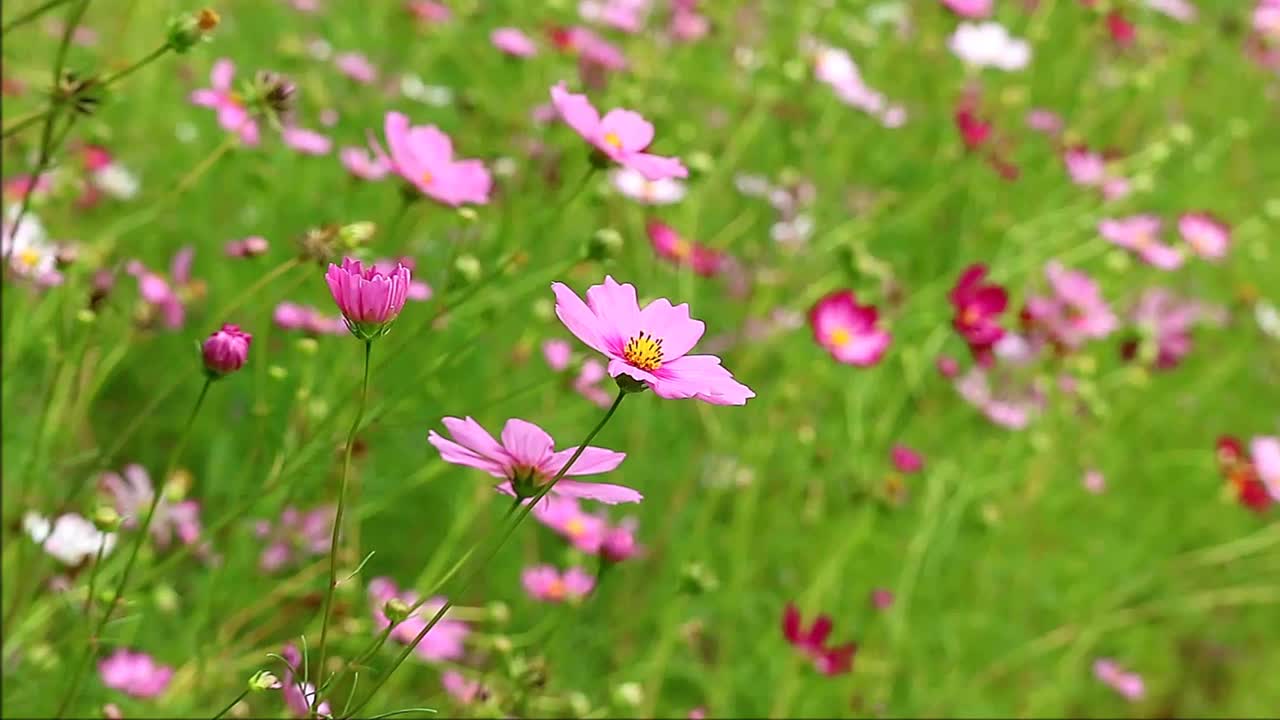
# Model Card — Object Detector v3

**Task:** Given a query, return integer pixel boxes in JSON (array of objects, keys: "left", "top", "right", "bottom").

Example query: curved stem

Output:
[
  {"left": 210, "top": 687, "right": 250, "bottom": 720},
  {"left": 96, "top": 44, "right": 169, "bottom": 87},
  {"left": 342, "top": 390, "right": 627, "bottom": 718},
  {"left": 313, "top": 340, "right": 373, "bottom": 713},
  {"left": 1, "top": 108, "right": 51, "bottom": 139},
  {"left": 56, "top": 375, "right": 213, "bottom": 718},
  {"left": 1, "top": 0, "right": 75, "bottom": 35}
]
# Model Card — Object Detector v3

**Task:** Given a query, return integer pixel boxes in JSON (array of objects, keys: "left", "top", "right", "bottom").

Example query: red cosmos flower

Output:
[
  {"left": 955, "top": 106, "right": 992, "bottom": 151},
  {"left": 949, "top": 264, "right": 1008, "bottom": 366},
  {"left": 1106, "top": 11, "right": 1136, "bottom": 48},
  {"left": 781, "top": 603, "right": 858, "bottom": 676},
  {"left": 1216, "top": 436, "right": 1273, "bottom": 513}
]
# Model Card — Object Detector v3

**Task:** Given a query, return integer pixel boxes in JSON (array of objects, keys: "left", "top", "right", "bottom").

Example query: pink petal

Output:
[
  {"left": 553, "top": 282, "right": 611, "bottom": 355},
  {"left": 598, "top": 108, "right": 654, "bottom": 153},
  {"left": 552, "top": 480, "right": 643, "bottom": 504},
  {"left": 210, "top": 58, "right": 235, "bottom": 91},
  {"left": 637, "top": 297, "right": 704, "bottom": 361},
  {"left": 652, "top": 354, "right": 755, "bottom": 405},
  {"left": 544, "top": 446, "right": 626, "bottom": 477},
  {"left": 189, "top": 89, "right": 221, "bottom": 108},
  {"left": 550, "top": 82, "right": 601, "bottom": 141},
  {"left": 499, "top": 418, "right": 555, "bottom": 468},
  {"left": 625, "top": 152, "right": 688, "bottom": 181},
  {"left": 585, "top": 275, "right": 642, "bottom": 348}
]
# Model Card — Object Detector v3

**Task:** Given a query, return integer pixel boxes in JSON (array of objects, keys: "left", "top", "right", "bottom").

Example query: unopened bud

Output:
[
  {"left": 457, "top": 207, "right": 478, "bottom": 223},
  {"left": 92, "top": 506, "right": 120, "bottom": 532},
  {"left": 77, "top": 309, "right": 97, "bottom": 325},
  {"left": 613, "top": 681, "right": 644, "bottom": 708},
  {"left": 383, "top": 598, "right": 411, "bottom": 625},
  {"left": 296, "top": 337, "right": 319, "bottom": 355},
  {"left": 249, "top": 669, "right": 282, "bottom": 691},
  {"left": 679, "top": 562, "right": 719, "bottom": 595},
  {"left": 167, "top": 10, "right": 218, "bottom": 53},
  {"left": 340, "top": 221, "right": 376, "bottom": 249},
  {"left": 487, "top": 600, "right": 510, "bottom": 624},
  {"left": 493, "top": 635, "right": 514, "bottom": 655},
  {"left": 587, "top": 228, "right": 624, "bottom": 262},
  {"left": 454, "top": 254, "right": 482, "bottom": 284},
  {"left": 686, "top": 150, "right": 713, "bottom": 175}
]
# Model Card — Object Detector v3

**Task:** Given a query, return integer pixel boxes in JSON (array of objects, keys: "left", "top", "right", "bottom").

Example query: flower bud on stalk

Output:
[{"left": 202, "top": 324, "right": 252, "bottom": 377}]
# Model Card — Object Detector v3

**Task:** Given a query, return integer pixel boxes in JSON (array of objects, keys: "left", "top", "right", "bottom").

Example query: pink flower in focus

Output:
[
  {"left": 1177, "top": 213, "right": 1230, "bottom": 260},
  {"left": 781, "top": 603, "right": 858, "bottom": 676},
  {"left": 325, "top": 257, "right": 412, "bottom": 340},
  {"left": 890, "top": 445, "right": 924, "bottom": 473},
  {"left": 491, "top": 27, "right": 538, "bottom": 57},
  {"left": 254, "top": 505, "right": 334, "bottom": 572},
  {"left": 368, "top": 577, "right": 469, "bottom": 662},
  {"left": 1094, "top": 658, "right": 1144, "bottom": 701},
  {"left": 808, "top": 290, "right": 891, "bottom": 367},
  {"left": 282, "top": 126, "right": 333, "bottom": 155},
  {"left": 1099, "top": 216, "right": 1183, "bottom": 270},
  {"left": 370, "top": 112, "right": 492, "bottom": 206},
  {"left": 550, "top": 82, "right": 687, "bottom": 181},
  {"left": 189, "top": 59, "right": 259, "bottom": 146},
  {"left": 340, "top": 146, "right": 391, "bottom": 180},
  {"left": 1024, "top": 262, "right": 1116, "bottom": 349},
  {"left": 203, "top": 323, "right": 253, "bottom": 376},
  {"left": 126, "top": 246, "right": 196, "bottom": 329},
  {"left": 522, "top": 564, "right": 596, "bottom": 602},
  {"left": 647, "top": 220, "right": 725, "bottom": 277},
  {"left": 552, "top": 276, "right": 755, "bottom": 404},
  {"left": 99, "top": 464, "right": 205, "bottom": 551},
  {"left": 428, "top": 416, "right": 640, "bottom": 503},
  {"left": 1251, "top": 436, "right": 1280, "bottom": 501},
  {"left": 941, "top": 0, "right": 992, "bottom": 18},
  {"left": 334, "top": 52, "right": 378, "bottom": 84},
  {"left": 98, "top": 649, "right": 173, "bottom": 698}
]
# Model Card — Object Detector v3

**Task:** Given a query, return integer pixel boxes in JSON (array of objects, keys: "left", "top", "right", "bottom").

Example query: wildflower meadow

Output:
[{"left": 3, "top": 0, "right": 1280, "bottom": 717}]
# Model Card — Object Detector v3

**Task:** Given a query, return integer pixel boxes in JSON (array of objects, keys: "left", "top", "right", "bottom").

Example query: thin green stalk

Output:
[
  {"left": 96, "top": 43, "right": 169, "bottom": 87},
  {"left": 80, "top": 535, "right": 109, "bottom": 619},
  {"left": 1, "top": 108, "right": 51, "bottom": 139},
  {"left": 1, "top": 0, "right": 76, "bottom": 35},
  {"left": 211, "top": 687, "right": 250, "bottom": 720},
  {"left": 312, "top": 340, "right": 373, "bottom": 713},
  {"left": 342, "top": 390, "right": 628, "bottom": 718},
  {"left": 55, "top": 375, "right": 213, "bottom": 718}
]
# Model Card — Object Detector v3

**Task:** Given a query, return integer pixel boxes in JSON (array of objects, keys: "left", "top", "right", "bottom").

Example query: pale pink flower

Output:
[
  {"left": 368, "top": 577, "right": 469, "bottom": 662},
  {"left": 1083, "top": 469, "right": 1106, "bottom": 493},
  {"left": 543, "top": 339, "right": 574, "bottom": 371},
  {"left": 1249, "top": 436, "right": 1280, "bottom": 501},
  {"left": 1101, "top": 176, "right": 1132, "bottom": 201},
  {"left": 369, "top": 112, "right": 491, "bottom": 206},
  {"left": 325, "top": 257, "right": 412, "bottom": 339},
  {"left": 1146, "top": 0, "right": 1196, "bottom": 22},
  {"left": 1094, "top": 658, "right": 1144, "bottom": 701},
  {"left": 254, "top": 505, "right": 334, "bottom": 572},
  {"left": 407, "top": 0, "right": 451, "bottom": 23},
  {"left": 647, "top": 220, "right": 725, "bottom": 276},
  {"left": 189, "top": 59, "right": 259, "bottom": 146},
  {"left": 334, "top": 52, "right": 378, "bottom": 84},
  {"left": 340, "top": 146, "right": 391, "bottom": 180},
  {"left": 428, "top": 417, "right": 640, "bottom": 503},
  {"left": 282, "top": 126, "right": 333, "bottom": 155},
  {"left": 580, "top": 0, "right": 649, "bottom": 32},
  {"left": 1024, "top": 262, "right": 1117, "bottom": 349},
  {"left": 25, "top": 512, "right": 115, "bottom": 565},
  {"left": 441, "top": 670, "right": 487, "bottom": 704},
  {"left": 491, "top": 27, "right": 538, "bottom": 57},
  {"left": 954, "top": 363, "right": 1043, "bottom": 430},
  {"left": 948, "top": 22, "right": 1031, "bottom": 71},
  {"left": 550, "top": 82, "right": 687, "bottom": 181},
  {"left": 612, "top": 167, "right": 686, "bottom": 205},
  {"left": 1026, "top": 108, "right": 1063, "bottom": 135},
  {"left": 225, "top": 235, "right": 270, "bottom": 257},
  {"left": 126, "top": 246, "right": 195, "bottom": 329},
  {"left": 870, "top": 588, "right": 895, "bottom": 610},
  {"left": 273, "top": 302, "right": 347, "bottom": 335},
  {"left": 552, "top": 276, "right": 754, "bottom": 404},
  {"left": 532, "top": 495, "right": 609, "bottom": 552},
  {"left": 555, "top": 26, "right": 629, "bottom": 72},
  {"left": 99, "top": 464, "right": 205, "bottom": 550},
  {"left": 373, "top": 257, "right": 432, "bottom": 301},
  {"left": 1099, "top": 216, "right": 1183, "bottom": 270},
  {"left": 670, "top": 7, "right": 709, "bottom": 42},
  {"left": 940, "top": 0, "right": 992, "bottom": 18},
  {"left": 1177, "top": 213, "right": 1230, "bottom": 260},
  {"left": 808, "top": 290, "right": 891, "bottom": 367},
  {"left": 1063, "top": 146, "right": 1107, "bottom": 187},
  {"left": 98, "top": 649, "right": 173, "bottom": 698},
  {"left": 574, "top": 359, "right": 614, "bottom": 408},
  {"left": 521, "top": 564, "right": 596, "bottom": 602}
]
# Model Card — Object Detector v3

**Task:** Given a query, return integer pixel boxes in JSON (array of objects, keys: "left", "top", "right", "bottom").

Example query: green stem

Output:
[
  {"left": 210, "top": 687, "right": 250, "bottom": 720},
  {"left": 1, "top": 0, "right": 75, "bottom": 35},
  {"left": 342, "top": 390, "right": 627, "bottom": 718},
  {"left": 81, "top": 534, "right": 109, "bottom": 619},
  {"left": 55, "top": 375, "right": 213, "bottom": 718},
  {"left": 313, "top": 340, "right": 373, "bottom": 713},
  {"left": 96, "top": 43, "right": 170, "bottom": 87},
  {"left": 1, "top": 108, "right": 51, "bottom": 139}
]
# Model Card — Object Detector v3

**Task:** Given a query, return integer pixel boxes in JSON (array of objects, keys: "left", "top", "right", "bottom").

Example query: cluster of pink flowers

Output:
[
  {"left": 98, "top": 649, "right": 173, "bottom": 698},
  {"left": 1099, "top": 213, "right": 1231, "bottom": 270},
  {"left": 254, "top": 505, "right": 335, "bottom": 572}
]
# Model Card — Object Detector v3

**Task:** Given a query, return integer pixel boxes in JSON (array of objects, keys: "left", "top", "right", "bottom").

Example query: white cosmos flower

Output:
[
  {"left": 611, "top": 168, "right": 686, "bottom": 205},
  {"left": 94, "top": 163, "right": 140, "bottom": 200},
  {"left": 25, "top": 512, "right": 116, "bottom": 565},
  {"left": 948, "top": 21, "right": 1032, "bottom": 71},
  {"left": 2, "top": 207, "right": 58, "bottom": 279}
]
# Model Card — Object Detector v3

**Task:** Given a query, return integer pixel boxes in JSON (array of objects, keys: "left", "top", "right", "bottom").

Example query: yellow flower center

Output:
[
  {"left": 623, "top": 332, "right": 663, "bottom": 371},
  {"left": 961, "top": 306, "right": 980, "bottom": 326},
  {"left": 17, "top": 248, "right": 41, "bottom": 269},
  {"left": 546, "top": 578, "right": 566, "bottom": 600},
  {"left": 671, "top": 239, "right": 691, "bottom": 259},
  {"left": 421, "top": 169, "right": 434, "bottom": 185},
  {"left": 1132, "top": 231, "right": 1153, "bottom": 250},
  {"left": 566, "top": 518, "right": 586, "bottom": 537},
  {"left": 603, "top": 132, "right": 622, "bottom": 149},
  {"left": 828, "top": 328, "right": 851, "bottom": 347}
]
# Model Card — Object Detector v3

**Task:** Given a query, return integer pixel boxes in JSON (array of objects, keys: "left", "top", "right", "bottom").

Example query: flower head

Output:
[
  {"left": 340, "top": 146, "right": 391, "bottom": 180},
  {"left": 325, "top": 257, "right": 411, "bottom": 340},
  {"left": 522, "top": 564, "right": 596, "bottom": 602},
  {"left": 126, "top": 246, "right": 198, "bottom": 329},
  {"left": 647, "top": 220, "right": 725, "bottom": 276},
  {"left": 613, "top": 168, "right": 686, "bottom": 205},
  {"left": 890, "top": 444, "right": 923, "bottom": 474},
  {"left": 550, "top": 82, "right": 687, "bottom": 181},
  {"left": 1023, "top": 262, "right": 1116, "bottom": 350},
  {"left": 334, "top": 51, "right": 378, "bottom": 84},
  {"left": 370, "top": 112, "right": 491, "bottom": 206},
  {"left": 189, "top": 59, "right": 259, "bottom": 145},
  {"left": 254, "top": 505, "right": 334, "bottom": 572},
  {"left": 491, "top": 27, "right": 538, "bottom": 57},
  {"left": 203, "top": 323, "right": 252, "bottom": 376},
  {"left": 368, "top": 577, "right": 469, "bottom": 662},
  {"left": 552, "top": 276, "right": 754, "bottom": 404},
  {"left": 940, "top": 0, "right": 992, "bottom": 18},
  {"left": 428, "top": 416, "right": 639, "bottom": 503},
  {"left": 808, "top": 290, "right": 891, "bottom": 366},
  {"left": 98, "top": 649, "right": 173, "bottom": 698},
  {"left": 25, "top": 511, "right": 115, "bottom": 565},
  {"left": 949, "top": 264, "right": 1008, "bottom": 364},
  {"left": 781, "top": 603, "right": 857, "bottom": 676},
  {"left": 1100, "top": 216, "right": 1183, "bottom": 270},
  {"left": 948, "top": 22, "right": 1031, "bottom": 71},
  {"left": 99, "top": 464, "right": 205, "bottom": 551},
  {"left": 1093, "top": 658, "right": 1144, "bottom": 701},
  {"left": 1177, "top": 213, "right": 1230, "bottom": 261}
]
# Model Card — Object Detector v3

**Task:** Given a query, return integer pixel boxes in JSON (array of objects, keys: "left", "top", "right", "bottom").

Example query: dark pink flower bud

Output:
[{"left": 202, "top": 323, "right": 252, "bottom": 376}]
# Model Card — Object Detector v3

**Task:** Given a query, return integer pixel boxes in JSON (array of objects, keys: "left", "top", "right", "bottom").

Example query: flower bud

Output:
[
  {"left": 339, "top": 221, "right": 376, "bottom": 249},
  {"left": 614, "top": 374, "right": 648, "bottom": 395},
  {"left": 453, "top": 254, "right": 482, "bottom": 284},
  {"left": 92, "top": 506, "right": 121, "bottom": 533},
  {"left": 587, "top": 228, "right": 624, "bottom": 262},
  {"left": 679, "top": 562, "right": 719, "bottom": 595},
  {"left": 487, "top": 600, "right": 510, "bottom": 624},
  {"left": 383, "top": 598, "right": 411, "bottom": 625},
  {"left": 249, "top": 669, "right": 282, "bottom": 691},
  {"left": 202, "top": 323, "right": 252, "bottom": 377},
  {"left": 167, "top": 9, "right": 219, "bottom": 53},
  {"left": 613, "top": 681, "right": 643, "bottom": 708}
]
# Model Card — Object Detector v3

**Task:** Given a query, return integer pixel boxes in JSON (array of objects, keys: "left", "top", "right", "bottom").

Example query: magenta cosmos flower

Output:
[
  {"left": 280, "top": 644, "right": 330, "bottom": 718},
  {"left": 370, "top": 112, "right": 491, "bottom": 206},
  {"left": 428, "top": 416, "right": 641, "bottom": 503},
  {"left": 98, "top": 649, "right": 173, "bottom": 698},
  {"left": 949, "top": 264, "right": 1007, "bottom": 363},
  {"left": 325, "top": 257, "right": 411, "bottom": 340},
  {"left": 202, "top": 323, "right": 252, "bottom": 376},
  {"left": 1177, "top": 212, "right": 1230, "bottom": 260},
  {"left": 189, "top": 59, "right": 259, "bottom": 146},
  {"left": 552, "top": 276, "right": 755, "bottom": 404},
  {"left": 1024, "top": 262, "right": 1116, "bottom": 350},
  {"left": 647, "top": 220, "right": 725, "bottom": 276},
  {"left": 940, "top": 0, "right": 992, "bottom": 18},
  {"left": 368, "top": 577, "right": 468, "bottom": 663},
  {"left": 781, "top": 603, "right": 857, "bottom": 676},
  {"left": 1251, "top": 436, "right": 1280, "bottom": 501},
  {"left": 1099, "top": 215, "right": 1183, "bottom": 270},
  {"left": 808, "top": 290, "right": 891, "bottom": 367},
  {"left": 1093, "top": 658, "right": 1144, "bottom": 701},
  {"left": 491, "top": 27, "right": 538, "bottom": 57},
  {"left": 522, "top": 564, "right": 596, "bottom": 602},
  {"left": 550, "top": 82, "right": 688, "bottom": 181}
]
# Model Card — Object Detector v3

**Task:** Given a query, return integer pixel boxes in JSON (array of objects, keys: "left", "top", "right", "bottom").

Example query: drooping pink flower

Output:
[
  {"left": 550, "top": 82, "right": 687, "bottom": 181},
  {"left": 1177, "top": 213, "right": 1230, "bottom": 261},
  {"left": 98, "top": 649, "right": 173, "bottom": 698},
  {"left": 325, "top": 257, "right": 412, "bottom": 340},
  {"left": 552, "top": 276, "right": 755, "bottom": 404},
  {"left": 1099, "top": 216, "right": 1183, "bottom": 270},
  {"left": 340, "top": 146, "right": 391, "bottom": 180},
  {"left": 781, "top": 603, "right": 858, "bottom": 676},
  {"left": 949, "top": 264, "right": 1007, "bottom": 364},
  {"left": 808, "top": 290, "right": 891, "bottom": 367},
  {"left": 1250, "top": 436, "right": 1280, "bottom": 501},
  {"left": 279, "top": 644, "right": 331, "bottom": 718},
  {"left": 890, "top": 445, "right": 923, "bottom": 473},
  {"left": 368, "top": 577, "right": 469, "bottom": 662},
  {"left": 281, "top": 125, "right": 333, "bottom": 155},
  {"left": 369, "top": 112, "right": 491, "bottom": 206},
  {"left": 189, "top": 59, "right": 259, "bottom": 146},
  {"left": 647, "top": 220, "right": 725, "bottom": 276},
  {"left": 334, "top": 51, "right": 378, "bottom": 84},
  {"left": 491, "top": 27, "right": 538, "bottom": 57},
  {"left": 225, "top": 235, "right": 270, "bottom": 258},
  {"left": 203, "top": 324, "right": 253, "bottom": 376},
  {"left": 428, "top": 416, "right": 640, "bottom": 503},
  {"left": 126, "top": 246, "right": 197, "bottom": 329},
  {"left": 254, "top": 505, "right": 334, "bottom": 572},
  {"left": 940, "top": 0, "right": 992, "bottom": 18},
  {"left": 99, "top": 464, "right": 205, "bottom": 551},
  {"left": 1094, "top": 658, "right": 1144, "bottom": 701},
  {"left": 522, "top": 564, "right": 596, "bottom": 602},
  {"left": 1023, "top": 262, "right": 1116, "bottom": 350}
]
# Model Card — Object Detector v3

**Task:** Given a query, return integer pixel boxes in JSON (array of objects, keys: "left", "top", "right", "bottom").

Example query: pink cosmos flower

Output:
[
  {"left": 1147, "top": 0, "right": 1196, "bottom": 22},
  {"left": 782, "top": 603, "right": 857, "bottom": 676},
  {"left": 1251, "top": 436, "right": 1280, "bottom": 501},
  {"left": 428, "top": 416, "right": 639, "bottom": 503},
  {"left": 1125, "top": 288, "right": 1201, "bottom": 370},
  {"left": 550, "top": 82, "right": 687, "bottom": 181},
  {"left": 1094, "top": 658, "right": 1144, "bottom": 701},
  {"left": 600, "top": 515, "right": 641, "bottom": 562},
  {"left": 281, "top": 126, "right": 332, "bottom": 155},
  {"left": 1099, "top": 216, "right": 1183, "bottom": 270},
  {"left": 870, "top": 588, "right": 895, "bottom": 610},
  {"left": 1024, "top": 262, "right": 1116, "bottom": 349},
  {"left": 1063, "top": 146, "right": 1107, "bottom": 187},
  {"left": 273, "top": 302, "right": 347, "bottom": 335},
  {"left": 340, "top": 146, "right": 391, "bottom": 180},
  {"left": 1083, "top": 469, "right": 1106, "bottom": 494},
  {"left": 369, "top": 112, "right": 492, "bottom": 206},
  {"left": 543, "top": 339, "right": 574, "bottom": 371},
  {"left": 325, "top": 257, "right": 411, "bottom": 340},
  {"left": 954, "top": 349, "right": 1044, "bottom": 430},
  {"left": 647, "top": 220, "right": 725, "bottom": 277},
  {"left": 1177, "top": 213, "right": 1230, "bottom": 260},
  {"left": 890, "top": 445, "right": 924, "bottom": 473},
  {"left": 949, "top": 264, "right": 1008, "bottom": 364},
  {"left": 203, "top": 324, "right": 253, "bottom": 376},
  {"left": 99, "top": 464, "right": 204, "bottom": 551},
  {"left": 552, "top": 276, "right": 755, "bottom": 404},
  {"left": 368, "top": 577, "right": 469, "bottom": 662},
  {"left": 573, "top": 359, "right": 614, "bottom": 407},
  {"left": 98, "top": 649, "right": 173, "bottom": 698},
  {"left": 127, "top": 246, "right": 196, "bottom": 329},
  {"left": 280, "top": 644, "right": 330, "bottom": 718},
  {"left": 1025, "top": 108, "right": 1063, "bottom": 135},
  {"left": 533, "top": 495, "right": 609, "bottom": 552},
  {"left": 491, "top": 27, "right": 538, "bottom": 57},
  {"left": 522, "top": 564, "right": 596, "bottom": 602},
  {"left": 442, "top": 671, "right": 487, "bottom": 705},
  {"left": 808, "top": 290, "right": 891, "bottom": 367},
  {"left": 189, "top": 59, "right": 259, "bottom": 146},
  {"left": 948, "top": 21, "right": 1031, "bottom": 71},
  {"left": 669, "top": 6, "right": 709, "bottom": 42},
  {"left": 940, "top": 0, "right": 992, "bottom": 18},
  {"left": 407, "top": 0, "right": 451, "bottom": 23},
  {"left": 334, "top": 52, "right": 378, "bottom": 84},
  {"left": 225, "top": 235, "right": 269, "bottom": 257},
  {"left": 613, "top": 167, "right": 686, "bottom": 205},
  {"left": 254, "top": 505, "right": 334, "bottom": 572}
]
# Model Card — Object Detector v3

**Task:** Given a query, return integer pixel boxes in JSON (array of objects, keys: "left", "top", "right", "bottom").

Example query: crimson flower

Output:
[{"left": 781, "top": 603, "right": 857, "bottom": 676}]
